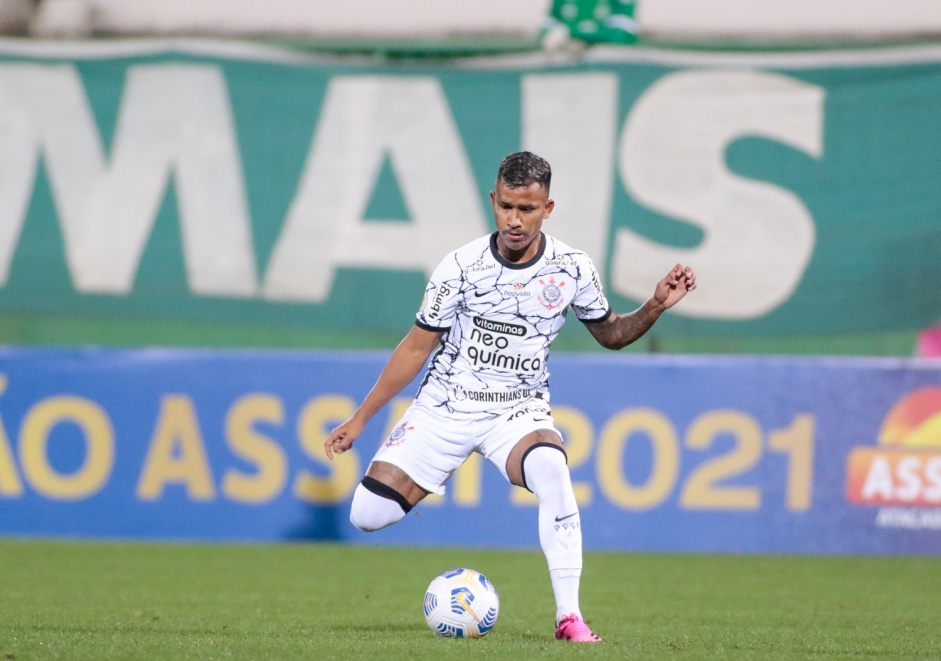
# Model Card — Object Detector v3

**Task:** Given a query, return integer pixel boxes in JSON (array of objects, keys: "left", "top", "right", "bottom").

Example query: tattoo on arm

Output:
[{"left": 588, "top": 305, "right": 660, "bottom": 350}]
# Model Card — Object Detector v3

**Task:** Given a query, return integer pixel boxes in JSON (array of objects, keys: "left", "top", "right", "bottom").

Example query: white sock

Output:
[
  {"left": 549, "top": 568, "right": 582, "bottom": 623},
  {"left": 349, "top": 479, "right": 410, "bottom": 532},
  {"left": 522, "top": 445, "right": 583, "bottom": 622}
]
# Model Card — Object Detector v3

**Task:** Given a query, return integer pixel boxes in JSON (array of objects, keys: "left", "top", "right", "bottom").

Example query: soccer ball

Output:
[{"left": 423, "top": 568, "right": 500, "bottom": 638}]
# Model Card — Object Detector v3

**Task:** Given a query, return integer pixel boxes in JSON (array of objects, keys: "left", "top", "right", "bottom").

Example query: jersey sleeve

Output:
[
  {"left": 415, "top": 251, "right": 464, "bottom": 331},
  {"left": 570, "top": 254, "right": 612, "bottom": 323}
]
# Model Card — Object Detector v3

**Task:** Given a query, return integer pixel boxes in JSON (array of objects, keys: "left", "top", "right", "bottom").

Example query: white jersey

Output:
[{"left": 414, "top": 232, "right": 611, "bottom": 414}]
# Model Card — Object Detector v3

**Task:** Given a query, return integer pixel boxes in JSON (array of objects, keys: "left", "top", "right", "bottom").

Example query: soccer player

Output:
[{"left": 324, "top": 151, "right": 697, "bottom": 643}]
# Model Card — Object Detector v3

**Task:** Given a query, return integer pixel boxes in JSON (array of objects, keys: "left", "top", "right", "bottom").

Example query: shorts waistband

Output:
[{"left": 452, "top": 387, "right": 545, "bottom": 404}]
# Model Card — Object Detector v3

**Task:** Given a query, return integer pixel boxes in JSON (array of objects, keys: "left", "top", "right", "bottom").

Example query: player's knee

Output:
[
  {"left": 521, "top": 443, "right": 569, "bottom": 492},
  {"left": 349, "top": 478, "right": 412, "bottom": 532}
]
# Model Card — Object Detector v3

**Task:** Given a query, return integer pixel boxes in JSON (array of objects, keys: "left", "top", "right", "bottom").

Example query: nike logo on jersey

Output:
[
  {"left": 554, "top": 512, "right": 578, "bottom": 522},
  {"left": 474, "top": 291, "right": 489, "bottom": 297}
]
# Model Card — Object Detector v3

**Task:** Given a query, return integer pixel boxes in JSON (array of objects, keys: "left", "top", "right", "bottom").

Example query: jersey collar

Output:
[{"left": 489, "top": 231, "right": 546, "bottom": 270}]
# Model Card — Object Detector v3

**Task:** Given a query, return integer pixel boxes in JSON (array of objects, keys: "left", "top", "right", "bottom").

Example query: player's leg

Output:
[
  {"left": 350, "top": 404, "right": 468, "bottom": 532},
  {"left": 506, "top": 434, "right": 601, "bottom": 642},
  {"left": 349, "top": 461, "right": 429, "bottom": 532},
  {"left": 481, "top": 403, "right": 602, "bottom": 643}
]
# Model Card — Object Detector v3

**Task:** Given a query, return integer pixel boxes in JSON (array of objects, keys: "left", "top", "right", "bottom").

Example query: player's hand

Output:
[
  {"left": 324, "top": 417, "right": 364, "bottom": 460},
  {"left": 653, "top": 264, "right": 696, "bottom": 310}
]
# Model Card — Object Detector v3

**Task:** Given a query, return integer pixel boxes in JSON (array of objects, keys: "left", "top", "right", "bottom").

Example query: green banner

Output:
[{"left": 0, "top": 43, "right": 938, "bottom": 351}]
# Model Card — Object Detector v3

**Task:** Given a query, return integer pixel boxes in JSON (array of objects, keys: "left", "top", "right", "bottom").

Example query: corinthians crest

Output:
[
  {"left": 385, "top": 421, "right": 414, "bottom": 447},
  {"left": 538, "top": 276, "right": 566, "bottom": 310}
]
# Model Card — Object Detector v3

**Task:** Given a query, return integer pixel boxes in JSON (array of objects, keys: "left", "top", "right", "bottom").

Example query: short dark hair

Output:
[{"left": 497, "top": 151, "right": 551, "bottom": 191}]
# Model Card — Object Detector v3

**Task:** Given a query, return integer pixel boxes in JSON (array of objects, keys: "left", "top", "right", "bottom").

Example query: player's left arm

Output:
[{"left": 585, "top": 263, "right": 696, "bottom": 350}]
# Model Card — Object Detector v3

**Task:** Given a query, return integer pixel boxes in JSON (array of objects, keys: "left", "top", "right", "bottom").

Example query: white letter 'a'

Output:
[
  {"left": 0, "top": 64, "right": 257, "bottom": 297},
  {"left": 264, "top": 76, "right": 487, "bottom": 303},
  {"left": 615, "top": 70, "right": 824, "bottom": 318}
]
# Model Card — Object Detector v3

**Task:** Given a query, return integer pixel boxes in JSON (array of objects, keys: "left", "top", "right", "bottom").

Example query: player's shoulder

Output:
[
  {"left": 441, "top": 234, "right": 492, "bottom": 261},
  {"left": 455, "top": 233, "right": 494, "bottom": 255},
  {"left": 432, "top": 234, "right": 495, "bottom": 274},
  {"left": 542, "top": 233, "right": 593, "bottom": 265}
]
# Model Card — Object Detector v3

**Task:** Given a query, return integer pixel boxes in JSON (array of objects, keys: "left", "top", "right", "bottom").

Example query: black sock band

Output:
[
  {"left": 520, "top": 442, "right": 568, "bottom": 493},
  {"left": 361, "top": 476, "right": 413, "bottom": 514}
]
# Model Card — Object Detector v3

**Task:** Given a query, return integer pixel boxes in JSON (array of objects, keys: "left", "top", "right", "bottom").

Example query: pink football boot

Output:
[{"left": 555, "top": 613, "right": 603, "bottom": 643}]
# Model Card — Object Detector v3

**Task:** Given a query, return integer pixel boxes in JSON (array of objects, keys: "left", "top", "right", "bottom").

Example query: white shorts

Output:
[{"left": 370, "top": 397, "right": 559, "bottom": 496}]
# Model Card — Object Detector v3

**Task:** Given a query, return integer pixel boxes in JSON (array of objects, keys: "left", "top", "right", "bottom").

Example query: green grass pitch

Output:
[{"left": 1, "top": 539, "right": 938, "bottom": 660}]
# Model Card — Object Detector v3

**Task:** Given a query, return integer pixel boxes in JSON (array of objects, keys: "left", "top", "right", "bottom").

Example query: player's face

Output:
[{"left": 490, "top": 180, "right": 554, "bottom": 263}]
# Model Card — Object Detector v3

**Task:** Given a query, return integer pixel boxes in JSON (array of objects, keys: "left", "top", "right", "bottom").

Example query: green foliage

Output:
[
  {"left": 547, "top": 0, "right": 640, "bottom": 45},
  {"left": 0, "top": 540, "right": 938, "bottom": 660}
]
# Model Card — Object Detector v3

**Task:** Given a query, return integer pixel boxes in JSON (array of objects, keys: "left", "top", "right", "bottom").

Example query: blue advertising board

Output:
[{"left": 0, "top": 347, "right": 939, "bottom": 554}]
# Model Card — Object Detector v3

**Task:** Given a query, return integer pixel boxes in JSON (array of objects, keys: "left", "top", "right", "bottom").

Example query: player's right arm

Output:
[{"left": 324, "top": 324, "right": 443, "bottom": 459}]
